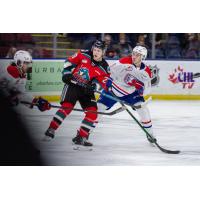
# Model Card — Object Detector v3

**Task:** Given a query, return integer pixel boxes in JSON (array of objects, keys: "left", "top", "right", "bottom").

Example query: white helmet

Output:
[
  {"left": 14, "top": 50, "right": 32, "bottom": 67},
  {"left": 132, "top": 46, "right": 147, "bottom": 60}
]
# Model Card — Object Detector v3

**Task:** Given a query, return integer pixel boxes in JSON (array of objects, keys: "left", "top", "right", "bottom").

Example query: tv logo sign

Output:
[{"left": 168, "top": 66, "right": 195, "bottom": 89}]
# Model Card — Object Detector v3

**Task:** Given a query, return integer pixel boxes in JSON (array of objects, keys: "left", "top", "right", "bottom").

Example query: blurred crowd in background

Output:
[{"left": 1, "top": 33, "right": 200, "bottom": 59}]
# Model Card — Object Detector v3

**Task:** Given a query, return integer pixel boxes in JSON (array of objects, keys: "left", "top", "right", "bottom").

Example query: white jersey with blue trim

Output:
[{"left": 109, "top": 60, "right": 152, "bottom": 97}]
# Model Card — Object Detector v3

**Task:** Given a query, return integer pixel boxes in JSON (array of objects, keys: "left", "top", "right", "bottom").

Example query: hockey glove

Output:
[
  {"left": 62, "top": 73, "right": 73, "bottom": 84},
  {"left": 137, "top": 87, "right": 144, "bottom": 96},
  {"left": 84, "top": 83, "right": 96, "bottom": 96},
  {"left": 106, "top": 78, "right": 113, "bottom": 91},
  {"left": 31, "top": 97, "right": 51, "bottom": 112}
]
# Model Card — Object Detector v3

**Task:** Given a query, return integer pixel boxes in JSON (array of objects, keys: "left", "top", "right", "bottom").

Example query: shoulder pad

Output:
[
  {"left": 7, "top": 65, "right": 20, "bottom": 78},
  {"left": 119, "top": 56, "right": 132, "bottom": 64}
]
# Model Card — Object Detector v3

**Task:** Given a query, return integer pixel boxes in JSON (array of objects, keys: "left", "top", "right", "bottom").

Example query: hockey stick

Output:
[
  {"left": 193, "top": 72, "right": 200, "bottom": 78},
  {"left": 119, "top": 103, "right": 180, "bottom": 154},
  {"left": 20, "top": 101, "right": 126, "bottom": 116},
  {"left": 70, "top": 80, "right": 151, "bottom": 109},
  {"left": 48, "top": 104, "right": 126, "bottom": 116}
]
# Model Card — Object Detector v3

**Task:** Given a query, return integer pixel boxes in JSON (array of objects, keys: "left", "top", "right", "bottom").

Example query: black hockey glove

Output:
[
  {"left": 31, "top": 97, "right": 51, "bottom": 112},
  {"left": 84, "top": 83, "right": 96, "bottom": 96},
  {"left": 62, "top": 73, "right": 73, "bottom": 84}
]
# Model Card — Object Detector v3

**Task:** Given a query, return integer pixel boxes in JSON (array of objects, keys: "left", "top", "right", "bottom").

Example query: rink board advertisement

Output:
[
  {"left": 0, "top": 59, "right": 65, "bottom": 95},
  {"left": 30, "top": 60, "right": 64, "bottom": 92},
  {"left": 1, "top": 59, "right": 200, "bottom": 99},
  {"left": 144, "top": 60, "right": 200, "bottom": 95}
]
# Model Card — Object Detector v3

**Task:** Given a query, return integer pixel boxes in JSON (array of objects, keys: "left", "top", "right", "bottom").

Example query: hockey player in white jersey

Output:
[
  {"left": 0, "top": 50, "right": 51, "bottom": 111},
  {"left": 98, "top": 46, "right": 156, "bottom": 143}
]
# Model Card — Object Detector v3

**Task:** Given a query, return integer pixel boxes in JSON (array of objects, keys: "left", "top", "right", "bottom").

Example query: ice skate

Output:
[
  {"left": 43, "top": 128, "right": 55, "bottom": 141},
  {"left": 72, "top": 132, "right": 93, "bottom": 146}
]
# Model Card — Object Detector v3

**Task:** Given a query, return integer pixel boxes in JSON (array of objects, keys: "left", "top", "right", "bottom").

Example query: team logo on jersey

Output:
[
  {"left": 124, "top": 73, "right": 135, "bottom": 85},
  {"left": 149, "top": 65, "right": 160, "bottom": 87},
  {"left": 168, "top": 66, "right": 195, "bottom": 89},
  {"left": 78, "top": 68, "right": 90, "bottom": 81}
]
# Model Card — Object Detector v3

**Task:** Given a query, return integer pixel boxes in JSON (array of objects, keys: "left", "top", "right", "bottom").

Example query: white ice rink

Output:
[{"left": 18, "top": 100, "right": 200, "bottom": 166}]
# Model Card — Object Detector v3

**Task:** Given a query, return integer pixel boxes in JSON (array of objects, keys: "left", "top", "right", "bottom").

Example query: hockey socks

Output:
[{"left": 49, "top": 102, "right": 74, "bottom": 130}]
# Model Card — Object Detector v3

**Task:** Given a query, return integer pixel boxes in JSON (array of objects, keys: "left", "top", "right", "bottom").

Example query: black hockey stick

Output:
[
  {"left": 120, "top": 103, "right": 180, "bottom": 154},
  {"left": 48, "top": 104, "right": 126, "bottom": 116},
  {"left": 193, "top": 72, "right": 200, "bottom": 78},
  {"left": 93, "top": 87, "right": 180, "bottom": 154},
  {"left": 20, "top": 101, "right": 126, "bottom": 116}
]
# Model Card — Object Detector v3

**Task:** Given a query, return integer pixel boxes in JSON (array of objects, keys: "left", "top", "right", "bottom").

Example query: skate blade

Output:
[
  {"left": 42, "top": 135, "right": 53, "bottom": 142},
  {"left": 72, "top": 145, "right": 93, "bottom": 151}
]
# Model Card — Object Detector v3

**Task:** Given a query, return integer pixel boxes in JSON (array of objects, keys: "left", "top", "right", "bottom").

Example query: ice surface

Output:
[{"left": 17, "top": 100, "right": 200, "bottom": 165}]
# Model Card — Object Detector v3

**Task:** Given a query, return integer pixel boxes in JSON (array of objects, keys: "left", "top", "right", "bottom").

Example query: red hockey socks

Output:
[
  {"left": 79, "top": 106, "right": 98, "bottom": 138},
  {"left": 49, "top": 102, "right": 74, "bottom": 130}
]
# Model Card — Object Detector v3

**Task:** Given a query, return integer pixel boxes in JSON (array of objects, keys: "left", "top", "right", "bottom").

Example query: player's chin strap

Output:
[{"left": 70, "top": 80, "right": 180, "bottom": 154}]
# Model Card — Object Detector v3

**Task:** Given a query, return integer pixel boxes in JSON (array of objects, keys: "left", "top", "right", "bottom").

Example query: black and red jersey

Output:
[{"left": 62, "top": 50, "right": 110, "bottom": 89}]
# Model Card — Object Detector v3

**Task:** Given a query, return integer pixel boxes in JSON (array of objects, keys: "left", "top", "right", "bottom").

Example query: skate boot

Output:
[
  {"left": 43, "top": 128, "right": 55, "bottom": 141},
  {"left": 72, "top": 132, "right": 93, "bottom": 146}
]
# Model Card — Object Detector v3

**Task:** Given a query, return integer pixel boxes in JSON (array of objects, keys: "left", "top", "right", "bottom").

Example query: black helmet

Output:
[{"left": 92, "top": 40, "right": 106, "bottom": 51}]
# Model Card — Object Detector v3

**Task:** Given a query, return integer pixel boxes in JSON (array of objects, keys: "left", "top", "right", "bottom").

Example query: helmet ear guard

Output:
[{"left": 16, "top": 60, "right": 22, "bottom": 67}]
